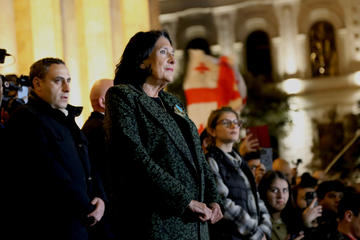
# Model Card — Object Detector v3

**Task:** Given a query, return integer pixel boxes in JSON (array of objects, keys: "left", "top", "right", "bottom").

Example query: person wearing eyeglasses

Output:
[{"left": 205, "top": 106, "right": 271, "bottom": 240}]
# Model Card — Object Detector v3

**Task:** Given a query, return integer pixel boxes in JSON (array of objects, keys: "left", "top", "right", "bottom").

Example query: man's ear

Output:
[
  {"left": 98, "top": 96, "right": 105, "bottom": 109},
  {"left": 33, "top": 77, "right": 41, "bottom": 90},
  {"left": 140, "top": 63, "right": 146, "bottom": 69},
  {"left": 344, "top": 210, "right": 354, "bottom": 222}
]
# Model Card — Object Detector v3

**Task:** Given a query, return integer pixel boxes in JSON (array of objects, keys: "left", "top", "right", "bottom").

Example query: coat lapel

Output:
[
  {"left": 160, "top": 91, "right": 206, "bottom": 167},
  {"left": 136, "top": 90, "right": 198, "bottom": 172}
]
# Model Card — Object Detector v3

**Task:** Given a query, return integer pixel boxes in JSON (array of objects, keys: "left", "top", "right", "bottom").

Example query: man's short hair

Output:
[
  {"left": 316, "top": 180, "right": 345, "bottom": 200},
  {"left": 243, "top": 151, "right": 261, "bottom": 162},
  {"left": 338, "top": 188, "right": 360, "bottom": 219},
  {"left": 29, "top": 58, "right": 65, "bottom": 87},
  {"left": 299, "top": 172, "right": 318, "bottom": 188}
]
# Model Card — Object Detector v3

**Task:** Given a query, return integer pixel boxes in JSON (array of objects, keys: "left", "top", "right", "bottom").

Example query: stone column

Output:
[
  {"left": 73, "top": 0, "right": 114, "bottom": 122},
  {"left": 213, "top": 10, "right": 236, "bottom": 57},
  {"left": 274, "top": 2, "right": 300, "bottom": 77},
  {"left": 60, "top": 0, "right": 83, "bottom": 125}
]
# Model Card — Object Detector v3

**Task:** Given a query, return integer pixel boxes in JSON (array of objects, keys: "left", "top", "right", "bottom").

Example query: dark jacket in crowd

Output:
[
  {"left": 104, "top": 84, "right": 222, "bottom": 240},
  {"left": 5, "top": 92, "right": 106, "bottom": 240},
  {"left": 82, "top": 111, "right": 115, "bottom": 239},
  {"left": 82, "top": 111, "right": 112, "bottom": 196}
]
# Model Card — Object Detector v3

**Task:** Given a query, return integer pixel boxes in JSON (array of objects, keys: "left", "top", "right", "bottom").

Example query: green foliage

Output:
[{"left": 240, "top": 73, "right": 291, "bottom": 139}]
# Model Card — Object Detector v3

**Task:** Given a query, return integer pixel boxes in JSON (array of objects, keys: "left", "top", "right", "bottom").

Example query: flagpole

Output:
[{"left": 324, "top": 129, "right": 360, "bottom": 175}]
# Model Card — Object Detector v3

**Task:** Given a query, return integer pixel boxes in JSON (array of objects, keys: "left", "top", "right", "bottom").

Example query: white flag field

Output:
[{"left": 183, "top": 49, "right": 247, "bottom": 133}]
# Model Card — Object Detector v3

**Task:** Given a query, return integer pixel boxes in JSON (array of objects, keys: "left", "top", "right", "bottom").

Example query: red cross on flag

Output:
[{"left": 183, "top": 49, "right": 247, "bottom": 133}]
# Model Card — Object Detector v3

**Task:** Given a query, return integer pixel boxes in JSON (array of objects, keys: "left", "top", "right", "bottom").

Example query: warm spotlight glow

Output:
[
  {"left": 279, "top": 108, "right": 313, "bottom": 174},
  {"left": 282, "top": 78, "right": 304, "bottom": 94},
  {"left": 119, "top": 0, "right": 150, "bottom": 53},
  {"left": 286, "top": 58, "right": 297, "bottom": 75},
  {"left": 75, "top": 0, "right": 114, "bottom": 126},
  {"left": 354, "top": 71, "right": 360, "bottom": 86},
  {"left": 30, "top": 0, "right": 63, "bottom": 60}
]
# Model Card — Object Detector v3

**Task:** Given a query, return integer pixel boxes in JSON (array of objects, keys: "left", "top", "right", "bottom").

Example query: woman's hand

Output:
[
  {"left": 87, "top": 197, "right": 105, "bottom": 226},
  {"left": 302, "top": 198, "right": 322, "bottom": 228},
  {"left": 187, "top": 200, "right": 212, "bottom": 222},
  {"left": 208, "top": 202, "right": 223, "bottom": 224},
  {"left": 239, "top": 133, "right": 259, "bottom": 156}
]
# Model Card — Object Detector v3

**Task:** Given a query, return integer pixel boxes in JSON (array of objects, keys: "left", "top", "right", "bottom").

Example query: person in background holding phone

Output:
[
  {"left": 258, "top": 170, "right": 304, "bottom": 240},
  {"left": 238, "top": 131, "right": 260, "bottom": 156},
  {"left": 308, "top": 180, "right": 345, "bottom": 239},
  {"left": 290, "top": 173, "right": 322, "bottom": 239}
]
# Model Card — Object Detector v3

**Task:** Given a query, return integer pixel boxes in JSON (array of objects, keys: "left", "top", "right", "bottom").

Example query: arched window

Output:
[
  {"left": 309, "top": 21, "right": 338, "bottom": 77},
  {"left": 246, "top": 30, "right": 273, "bottom": 82}
]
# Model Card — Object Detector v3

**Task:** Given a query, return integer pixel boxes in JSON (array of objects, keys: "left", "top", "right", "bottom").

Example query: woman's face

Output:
[
  {"left": 142, "top": 36, "right": 176, "bottom": 84},
  {"left": 266, "top": 178, "right": 289, "bottom": 212},
  {"left": 210, "top": 112, "right": 241, "bottom": 144}
]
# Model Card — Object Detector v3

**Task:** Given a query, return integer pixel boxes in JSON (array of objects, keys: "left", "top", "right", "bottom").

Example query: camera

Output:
[
  {"left": 1, "top": 74, "right": 31, "bottom": 117},
  {"left": 0, "top": 48, "right": 10, "bottom": 64}
]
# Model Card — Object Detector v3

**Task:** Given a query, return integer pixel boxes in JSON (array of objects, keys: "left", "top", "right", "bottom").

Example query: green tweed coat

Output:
[{"left": 104, "top": 84, "right": 222, "bottom": 240}]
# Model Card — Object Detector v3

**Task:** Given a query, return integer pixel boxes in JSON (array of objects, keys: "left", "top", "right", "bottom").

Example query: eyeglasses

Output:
[{"left": 216, "top": 119, "right": 243, "bottom": 128}]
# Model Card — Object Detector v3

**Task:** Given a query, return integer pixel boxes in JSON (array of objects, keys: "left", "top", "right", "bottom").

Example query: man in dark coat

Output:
[
  {"left": 82, "top": 78, "right": 113, "bottom": 195},
  {"left": 82, "top": 78, "right": 114, "bottom": 239},
  {"left": 5, "top": 58, "right": 106, "bottom": 240}
]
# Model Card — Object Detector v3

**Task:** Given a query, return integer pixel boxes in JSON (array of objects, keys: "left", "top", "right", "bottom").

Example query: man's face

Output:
[
  {"left": 247, "top": 159, "right": 260, "bottom": 177},
  {"left": 255, "top": 163, "right": 266, "bottom": 184},
  {"left": 33, "top": 64, "right": 70, "bottom": 110},
  {"left": 319, "top": 191, "right": 343, "bottom": 213},
  {"left": 296, "top": 187, "right": 316, "bottom": 209}
]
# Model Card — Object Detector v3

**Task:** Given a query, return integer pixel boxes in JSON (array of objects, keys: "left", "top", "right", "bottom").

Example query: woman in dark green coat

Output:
[{"left": 104, "top": 30, "right": 223, "bottom": 240}]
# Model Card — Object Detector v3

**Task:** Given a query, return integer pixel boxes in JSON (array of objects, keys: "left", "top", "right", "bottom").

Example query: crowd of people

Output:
[{"left": 1, "top": 29, "right": 360, "bottom": 240}]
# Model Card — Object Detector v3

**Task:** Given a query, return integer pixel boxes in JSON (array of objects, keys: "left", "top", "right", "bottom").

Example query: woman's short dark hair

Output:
[
  {"left": 243, "top": 150, "right": 261, "bottom": 162},
  {"left": 114, "top": 30, "right": 172, "bottom": 87},
  {"left": 29, "top": 58, "right": 65, "bottom": 87}
]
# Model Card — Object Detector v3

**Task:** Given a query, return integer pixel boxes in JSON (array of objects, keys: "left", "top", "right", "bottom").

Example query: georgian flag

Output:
[{"left": 183, "top": 49, "right": 247, "bottom": 133}]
